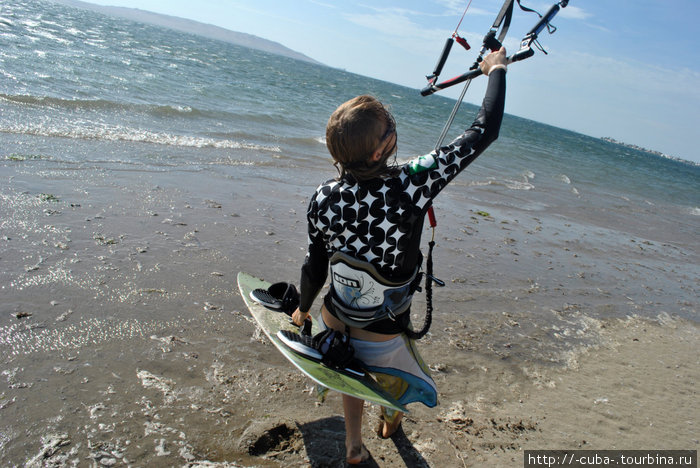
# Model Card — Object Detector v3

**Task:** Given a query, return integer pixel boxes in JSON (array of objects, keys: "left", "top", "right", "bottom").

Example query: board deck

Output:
[{"left": 237, "top": 272, "right": 407, "bottom": 413}]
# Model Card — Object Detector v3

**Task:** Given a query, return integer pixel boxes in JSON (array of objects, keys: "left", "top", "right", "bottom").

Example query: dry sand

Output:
[{"left": 6, "top": 310, "right": 696, "bottom": 467}]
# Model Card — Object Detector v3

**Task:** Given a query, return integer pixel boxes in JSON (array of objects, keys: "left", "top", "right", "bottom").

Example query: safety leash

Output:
[{"left": 403, "top": 206, "right": 444, "bottom": 340}]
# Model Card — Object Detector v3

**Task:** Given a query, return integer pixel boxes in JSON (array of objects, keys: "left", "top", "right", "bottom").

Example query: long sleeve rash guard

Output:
[{"left": 299, "top": 69, "right": 506, "bottom": 313}]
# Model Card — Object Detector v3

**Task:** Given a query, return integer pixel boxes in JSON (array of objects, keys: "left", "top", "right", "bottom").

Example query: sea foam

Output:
[{"left": 1, "top": 122, "right": 281, "bottom": 152}]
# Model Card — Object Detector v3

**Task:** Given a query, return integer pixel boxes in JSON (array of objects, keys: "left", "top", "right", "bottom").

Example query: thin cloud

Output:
[
  {"left": 432, "top": 0, "right": 492, "bottom": 16},
  {"left": 344, "top": 7, "right": 450, "bottom": 41},
  {"left": 308, "top": 0, "right": 337, "bottom": 9},
  {"left": 558, "top": 5, "right": 591, "bottom": 20},
  {"left": 342, "top": 9, "right": 457, "bottom": 60},
  {"left": 432, "top": 0, "right": 469, "bottom": 15},
  {"left": 344, "top": 12, "right": 421, "bottom": 37}
]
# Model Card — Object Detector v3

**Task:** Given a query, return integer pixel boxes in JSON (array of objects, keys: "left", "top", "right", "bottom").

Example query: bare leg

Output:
[
  {"left": 343, "top": 394, "right": 366, "bottom": 463},
  {"left": 378, "top": 408, "right": 403, "bottom": 438}
]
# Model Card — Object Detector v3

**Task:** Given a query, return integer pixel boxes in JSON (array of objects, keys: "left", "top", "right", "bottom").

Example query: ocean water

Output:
[{"left": 2, "top": 0, "right": 698, "bottom": 201}]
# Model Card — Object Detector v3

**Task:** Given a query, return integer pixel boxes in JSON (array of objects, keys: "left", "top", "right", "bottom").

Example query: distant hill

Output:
[{"left": 53, "top": 0, "right": 322, "bottom": 65}]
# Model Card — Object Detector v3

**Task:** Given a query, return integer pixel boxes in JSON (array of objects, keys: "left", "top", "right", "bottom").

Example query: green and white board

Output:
[{"left": 237, "top": 272, "right": 407, "bottom": 413}]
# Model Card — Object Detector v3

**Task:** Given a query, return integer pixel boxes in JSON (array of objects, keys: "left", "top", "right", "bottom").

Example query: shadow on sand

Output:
[{"left": 296, "top": 416, "right": 430, "bottom": 467}]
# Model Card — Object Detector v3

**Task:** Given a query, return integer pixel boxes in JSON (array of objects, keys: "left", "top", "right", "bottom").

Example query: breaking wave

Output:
[
  {"left": 0, "top": 93, "right": 219, "bottom": 119},
  {"left": 0, "top": 122, "right": 281, "bottom": 152},
  {"left": 469, "top": 178, "right": 535, "bottom": 191}
]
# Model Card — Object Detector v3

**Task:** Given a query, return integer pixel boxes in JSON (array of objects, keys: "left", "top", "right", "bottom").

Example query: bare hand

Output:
[
  {"left": 291, "top": 307, "right": 310, "bottom": 326},
  {"left": 480, "top": 47, "right": 507, "bottom": 75}
]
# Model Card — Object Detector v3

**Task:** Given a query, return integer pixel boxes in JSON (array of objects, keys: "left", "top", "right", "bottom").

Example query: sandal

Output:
[
  {"left": 375, "top": 417, "right": 402, "bottom": 440},
  {"left": 250, "top": 282, "right": 311, "bottom": 335},
  {"left": 249, "top": 282, "right": 299, "bottom": 313}
]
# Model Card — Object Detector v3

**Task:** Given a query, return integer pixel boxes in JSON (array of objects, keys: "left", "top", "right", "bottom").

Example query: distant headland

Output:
[
  {"left": 53, "top": 0, "right": 322, "bottom": 65},
  {"left": 601, "top": 137, "right": 689, "bottom": 165}
]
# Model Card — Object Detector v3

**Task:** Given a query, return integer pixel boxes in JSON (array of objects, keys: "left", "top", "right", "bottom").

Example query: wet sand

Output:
[{"left": 1, "top": 163, "right": 698, "bottom": 467}]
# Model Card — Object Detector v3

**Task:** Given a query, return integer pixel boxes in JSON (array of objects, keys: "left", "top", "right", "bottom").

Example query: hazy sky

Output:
[{"left": 82, "top": 0, "right": 699, "bottom": 163}]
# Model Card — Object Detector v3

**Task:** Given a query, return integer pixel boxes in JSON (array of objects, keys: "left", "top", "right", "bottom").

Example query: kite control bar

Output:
[{"left": 421, "top": 0, "right": 568, "bottom": 96}]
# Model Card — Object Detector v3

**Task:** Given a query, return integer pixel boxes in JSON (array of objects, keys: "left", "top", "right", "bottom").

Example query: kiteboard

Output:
[{"left": 237, "top": 272, "right": 407, "bottom": 413}]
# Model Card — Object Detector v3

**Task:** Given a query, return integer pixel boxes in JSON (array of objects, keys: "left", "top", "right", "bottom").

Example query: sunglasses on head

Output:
[{"left": 380, "top": 109, "right": 396, "bottom": 143}]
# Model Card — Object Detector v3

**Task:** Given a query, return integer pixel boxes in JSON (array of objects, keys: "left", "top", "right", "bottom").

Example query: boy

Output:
[{"left": 290, "top": 48, "right": 507, "bottom": 465}]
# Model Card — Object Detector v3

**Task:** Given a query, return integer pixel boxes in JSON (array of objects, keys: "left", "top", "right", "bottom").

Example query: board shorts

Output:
[{"left": 319, "top": 315, "right": 438, "bottom": 415}]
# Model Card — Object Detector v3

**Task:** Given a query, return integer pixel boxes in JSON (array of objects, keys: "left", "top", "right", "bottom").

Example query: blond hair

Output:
[{"left": 326, "top": 95, "right": 398, "bottom": 181}]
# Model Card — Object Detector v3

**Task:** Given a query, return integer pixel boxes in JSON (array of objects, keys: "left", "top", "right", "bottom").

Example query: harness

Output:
[
  {"left": 328, "top": 236, "right": 443, "bottom": 340},
  {"left": 329, "top": 251, "right": 421, "bottom": 328}
]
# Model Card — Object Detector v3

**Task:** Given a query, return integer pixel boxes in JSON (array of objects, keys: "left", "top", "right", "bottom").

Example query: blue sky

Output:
[{"left": 84, "top": 0, "right": 699, "bottom": 163}]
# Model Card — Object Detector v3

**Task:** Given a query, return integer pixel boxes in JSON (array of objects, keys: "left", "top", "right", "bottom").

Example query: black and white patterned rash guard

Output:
[{"left": 299, "top": 69, "right": 506, "bottom": 326}]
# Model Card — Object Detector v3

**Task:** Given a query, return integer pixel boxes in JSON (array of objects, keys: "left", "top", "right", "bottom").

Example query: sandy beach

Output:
[{"left": 1, "top": 164, "right": 697, "bottom": 467}]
